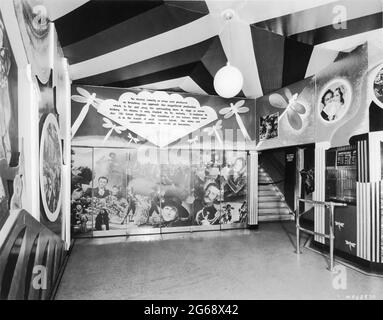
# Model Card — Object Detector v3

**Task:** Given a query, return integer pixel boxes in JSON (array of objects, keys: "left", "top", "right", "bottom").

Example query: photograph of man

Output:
[
  {"left": 194, "top": 182, "right": 222, "bottom": 225},
  {"left": 85, "top": 176, "right": 110, "bottom": 198}
]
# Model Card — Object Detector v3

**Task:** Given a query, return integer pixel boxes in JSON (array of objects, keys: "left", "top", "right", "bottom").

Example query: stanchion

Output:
[{"left": 295, "top": 198, "right": 346, "bottom": 272}]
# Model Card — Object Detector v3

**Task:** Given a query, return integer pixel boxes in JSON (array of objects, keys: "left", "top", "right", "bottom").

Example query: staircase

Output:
[{"left": 258, "top": 166, "right": 294, "bottom": 222}]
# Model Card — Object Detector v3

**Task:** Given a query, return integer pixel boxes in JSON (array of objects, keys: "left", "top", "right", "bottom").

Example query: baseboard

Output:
[
  {"left": 309, "top": 240, "right": 383, "bottom": 275},
  {"left": 50, "top": 239, "right": 75, "bottom": 300}
]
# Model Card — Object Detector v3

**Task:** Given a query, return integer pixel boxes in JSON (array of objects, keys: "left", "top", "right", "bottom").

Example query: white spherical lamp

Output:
[{"left": 214, "top": 62, "right": 244, "bottom": 98}]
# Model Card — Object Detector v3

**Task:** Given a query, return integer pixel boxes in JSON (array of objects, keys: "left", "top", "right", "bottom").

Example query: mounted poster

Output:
[
  {"left": 0, "top": 11, "right": 20, "bottom": 231},
  {"left": 71, "top": 86, "right": 256, "bottom": 151}
]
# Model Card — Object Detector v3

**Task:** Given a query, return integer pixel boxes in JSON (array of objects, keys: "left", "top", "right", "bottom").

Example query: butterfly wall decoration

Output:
[{"left": 268, "top": 88, "right": 306, "bottom": 130}]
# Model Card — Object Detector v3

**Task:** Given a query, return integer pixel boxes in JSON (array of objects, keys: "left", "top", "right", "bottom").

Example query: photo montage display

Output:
[{"left": 71, "top": 148, "right": 248, "bottom": 236}]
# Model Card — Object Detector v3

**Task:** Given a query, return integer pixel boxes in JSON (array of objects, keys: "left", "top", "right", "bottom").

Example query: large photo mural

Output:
[
  {"left": 0, "top": 11, "right": 20, "bottom": 231},
  {"left": 255, "top": 77, "right": 315, "bottom": 150},
  {"left": 315, "top": 44, "right": 369, "bottom": 147},
  {"left": 70, "top": 86, "right": 255, "bottom": 236},
  {"left": 255, "top": 43, "right": 369, "bottom": 150},
  {"left": 71, "top": 147, "right": 249, "bottom": 236}
]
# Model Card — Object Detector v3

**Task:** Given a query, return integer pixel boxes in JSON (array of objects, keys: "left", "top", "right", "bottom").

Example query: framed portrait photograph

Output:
[
  {"left": 259, "top": 112, "right": 279, "bottom": 141},
  {"left": 318, "top": 79, "right": 352, "bottom": 123}
]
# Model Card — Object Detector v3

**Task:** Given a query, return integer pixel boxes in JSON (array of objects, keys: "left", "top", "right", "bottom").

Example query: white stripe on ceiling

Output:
[
  {"left": 69, "top": 14, "right": 221, "bottom": 81},
  {"left": 245, "top": 0, "right": 382, "bottom": 36},
  {"left": 315, "top": 28, "right": 383, "bottom": 52},
  {"left": 43, "top": 0, "right": 90, "bottom": 21},
  {"left": 205, "top": 1, "right": 263, "bottom": 98},
  {"left": 180, "top": 77, "right": 208, "bottom": 95},
  {"left": 217, "top": 17, "right": 263, "bottom": 98},
  {"left": 235, "top": 0, "right": 339, "bottom": 25},
  {"left": 305, "top": 46, "right": 339, "bottom": 78},
  {"left": 130, "top": 76, "right": 208, "bottom": 95}
]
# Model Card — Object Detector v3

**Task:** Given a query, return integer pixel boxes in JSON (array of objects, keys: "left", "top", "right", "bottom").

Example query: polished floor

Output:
[{"left": 55, "top": 222, "right": 383, "bottom": 300}]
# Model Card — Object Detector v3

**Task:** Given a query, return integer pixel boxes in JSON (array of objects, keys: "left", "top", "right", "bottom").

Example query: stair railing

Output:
[{"left": 295, "top": 198, "right": 346, "bottom": 271}]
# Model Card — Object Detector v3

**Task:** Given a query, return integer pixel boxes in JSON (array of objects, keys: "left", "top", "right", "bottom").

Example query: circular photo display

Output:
[
  {"left": 373, "top": 66, "right": 383, "bottom": 108},
  {"left": 318, "top": 79, "right": 352, "bottom": 122},
  {"left": 40, "top": 113, "right": 62, "bottom": 222}
]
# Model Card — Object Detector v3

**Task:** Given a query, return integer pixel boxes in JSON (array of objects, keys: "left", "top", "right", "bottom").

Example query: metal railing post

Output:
[
  {"left": 328, "top": 203, "right": 335, "bottom": 272},
  {"left": 295, "top": 197, "right": 300, "bottom": 254},
  {"left": 295, "top": 198, "right": 346, "bottom": 272}
]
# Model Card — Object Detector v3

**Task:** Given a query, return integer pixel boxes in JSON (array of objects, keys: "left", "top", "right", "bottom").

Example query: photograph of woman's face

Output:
[{"left": 319, "top": 80, "right": 350, "bottom": 122}]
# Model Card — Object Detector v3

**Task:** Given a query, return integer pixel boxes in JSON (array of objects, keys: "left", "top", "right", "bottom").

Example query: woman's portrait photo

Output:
[
  {"left": 40, "top": 114, "right": 62, "bottom": 222},
  {"left": 373, "top": 66, "right": 383, "bottom": 107},
  {"left": 259, "top": 112, "right": 278, "bottom": 140},
  {"left": 319, "top": 79, "right": 352, "bottom": 122}
]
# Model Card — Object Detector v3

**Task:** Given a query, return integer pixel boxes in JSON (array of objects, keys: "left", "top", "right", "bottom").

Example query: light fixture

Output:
[{"left": 213, "top": 9, "right": 244, "bottom": 99}]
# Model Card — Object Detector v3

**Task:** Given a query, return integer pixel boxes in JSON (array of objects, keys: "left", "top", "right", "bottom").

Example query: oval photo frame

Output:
[
  {"left": 318, "top": 79, "right": 352, "bottom": 123},
  {"left": 40, "top": 113, "right": 62, "bottom": 222},
  {"left": 371, "top": 64, "right": 383, "bottom": 109}
]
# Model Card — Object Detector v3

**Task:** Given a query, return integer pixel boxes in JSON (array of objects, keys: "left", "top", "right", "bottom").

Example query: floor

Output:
[{"left": 55, "top": 222, "right": 383, "bottom": 300}]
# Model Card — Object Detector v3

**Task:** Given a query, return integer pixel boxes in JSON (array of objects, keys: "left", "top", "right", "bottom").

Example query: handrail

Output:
[
  {"left": 0, "top": 209, "right": 66, "bottom": 299},
  {"left": 258, "top": 179, "right": 285, "bottom": 186},
  {"left": 295, "top": 198, "right": 347, "bottom": 272}
]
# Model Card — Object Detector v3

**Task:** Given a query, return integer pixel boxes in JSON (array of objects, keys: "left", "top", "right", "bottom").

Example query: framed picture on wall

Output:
[
  {"left": 318, "top": 79, "right": 352, "bottom": 123},
  {"left": 372, "top": 65, "right": 383, "bottom": 109},
  {"left": 259, "top": 112, "right": 278, "bottom": 141},
  {"left": 39, "top": 113, "right": 63, "bottom": 223}
]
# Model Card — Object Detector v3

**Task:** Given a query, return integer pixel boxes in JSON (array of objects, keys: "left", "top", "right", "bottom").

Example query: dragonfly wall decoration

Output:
[
  {"left": 187, "top": 136, "right": 199, "bottom": 145},
  {"left": 219, "top": 100, "right": 251, "bottom": 140},
  {"left": 268, "top": 88, "right": 306, "bottom": 130},
  {"left": 335, "top": 221, "right": 344, "bottom": 231},
  {"left": 71, "top": 87, "right": 103, "bottom": 138},
  {"left": 127, "top": 132, "right": 140, "bottom": 145},
  {"left": 203, "top": 120, "right": 223, "bottom": 147},
  {"left": 102, "top": 117, "right": 127, "bottom": 143},
  {"left": 345, "top": 240, "right": 356, "bottom": 251}
]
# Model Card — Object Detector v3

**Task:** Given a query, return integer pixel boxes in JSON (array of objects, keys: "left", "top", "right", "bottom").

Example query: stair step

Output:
[
  {"left": 258, "top": 214, "right": 294, "bottom": 222},
  {"left": 258, "top": 201, "right": 289, "bottom": 209},
  {"left": 258, "top": 208, "right": 291, "bottom": 215},
  {"left": 258, "top": 189, "right": 279, "bottom": 194},
  {"left": 258, "top": 195, "right": 282, "bottom": 202}
]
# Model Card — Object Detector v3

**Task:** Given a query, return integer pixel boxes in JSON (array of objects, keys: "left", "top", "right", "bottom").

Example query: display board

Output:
[
  {"left": 71, "top": 85, "right": 256, "bottom": 151},
  {"left": 71, "top": 147, "right": 248, "bottom": 237}
]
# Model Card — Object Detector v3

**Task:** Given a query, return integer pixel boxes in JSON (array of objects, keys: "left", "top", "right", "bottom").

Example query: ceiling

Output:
[{"left": 46, "top": 0, "right": 383, "bottom": 99}]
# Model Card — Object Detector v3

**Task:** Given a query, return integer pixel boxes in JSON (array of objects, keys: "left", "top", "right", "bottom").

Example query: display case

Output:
[{"left": 325, "top": 145, "right": 357, "bottom": 204}]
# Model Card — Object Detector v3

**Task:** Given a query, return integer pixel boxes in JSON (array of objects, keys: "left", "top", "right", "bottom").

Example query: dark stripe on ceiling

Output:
[
  {"left": 61, "top": 2, "right": 209, "bottom": 65},
  {"left": 73, "top": 36, "right": 225, "bottom": 86},
  {"left": 103, "top": 61, "right": 218, "bottom": 95},
  {"left": 104, "top": 62, "right": 197, "bottom": 87},
  {"left": 54, "top": 0, "right": 164, "bottom": 47},
  {"left": 250, "top": 26, "right": 285, "bottom": 95},
  {"left": 282, "top": 38, "right": 313, "bottom": 87},
  {"left": 290, "top": 12, "right": 383, "bottom": 45}
]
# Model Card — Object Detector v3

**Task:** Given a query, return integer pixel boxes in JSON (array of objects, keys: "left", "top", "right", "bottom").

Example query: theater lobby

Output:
[{"left": 1, "top": 0, "right": 383, "bottom": 302}]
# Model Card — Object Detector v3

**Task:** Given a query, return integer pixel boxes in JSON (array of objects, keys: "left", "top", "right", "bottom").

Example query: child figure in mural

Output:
[
  {"left": 321, "top": 87, "right": 345, "bottom": 121},
  {"left": 85, "top": 176, "right": 110, "bottom": 198},
  {"left": 95, "top": 208, "right": 109, "bottom": 231}
]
